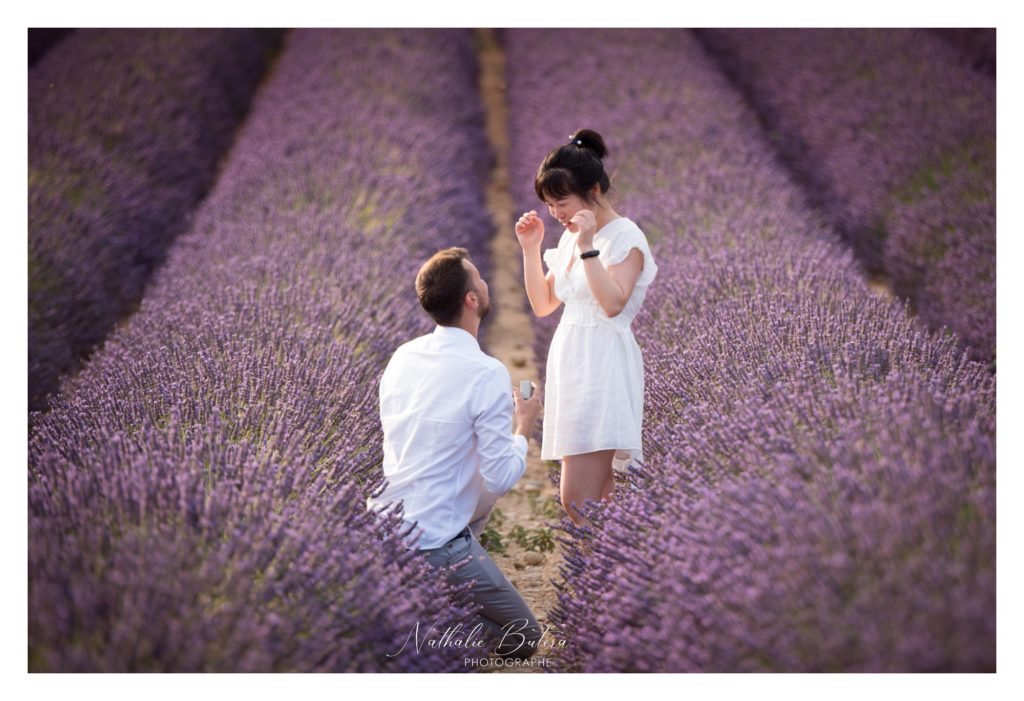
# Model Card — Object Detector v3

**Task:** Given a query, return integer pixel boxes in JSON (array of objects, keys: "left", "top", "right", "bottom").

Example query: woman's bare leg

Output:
[
  {"left": 600, "top": 469, "right": 616, "bottom": 501},
  {"left": 560, "top": 449, "right": 615, "bottom": 527}
]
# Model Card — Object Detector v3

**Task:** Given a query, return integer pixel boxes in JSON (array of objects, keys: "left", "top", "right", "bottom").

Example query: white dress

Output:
[{"left": 540, "top": 217, "right": 658, "bottom": 473}]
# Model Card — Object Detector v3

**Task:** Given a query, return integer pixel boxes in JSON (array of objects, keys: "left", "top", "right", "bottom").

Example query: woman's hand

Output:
[
  {"left": 515, "top": 210, "right": 545, "bottom": 250},
  {"left": 568, "top": 209, "right": 598, "bottom": 248}
]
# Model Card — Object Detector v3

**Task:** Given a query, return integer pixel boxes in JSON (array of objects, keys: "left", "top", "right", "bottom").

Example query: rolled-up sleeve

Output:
[{"left": 472, "top": 364, "right": 527, "bottom": 495}]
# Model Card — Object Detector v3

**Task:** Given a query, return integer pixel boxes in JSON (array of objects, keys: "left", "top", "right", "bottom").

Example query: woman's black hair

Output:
[{"left": 534, "top": 128, "right": 611, "bottom": 205}]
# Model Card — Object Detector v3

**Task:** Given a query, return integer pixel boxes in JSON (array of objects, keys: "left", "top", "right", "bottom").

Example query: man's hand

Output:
[{"left": 513, "top": 382, "right": 542, "bottom": 438}]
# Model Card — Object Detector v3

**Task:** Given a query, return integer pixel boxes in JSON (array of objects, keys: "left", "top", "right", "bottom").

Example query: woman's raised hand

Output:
[
  {"left": 515, "top": 210, "right": 545, "bottom": 250},
  {"left": 568, "top": 209, "right": 598, "bottom": 246}
]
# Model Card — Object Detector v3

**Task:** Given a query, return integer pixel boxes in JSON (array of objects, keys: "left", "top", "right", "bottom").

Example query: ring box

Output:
[{"left": 519, "top": 380, "right": 533, "bottom": 400}]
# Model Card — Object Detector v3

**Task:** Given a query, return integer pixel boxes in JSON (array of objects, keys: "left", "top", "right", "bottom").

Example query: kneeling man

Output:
[{"left": 368, "top": 247, "right": 543, "bottom": 660}]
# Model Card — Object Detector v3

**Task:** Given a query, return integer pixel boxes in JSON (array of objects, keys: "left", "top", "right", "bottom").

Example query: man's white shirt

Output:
[{"left": 367, "top": 324, "right": 528, "bottom": 549}]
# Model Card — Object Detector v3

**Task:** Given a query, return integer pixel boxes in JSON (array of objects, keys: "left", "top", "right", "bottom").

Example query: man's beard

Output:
[{"left": 478, "top": 300, "right": 490, "bottom": 321}]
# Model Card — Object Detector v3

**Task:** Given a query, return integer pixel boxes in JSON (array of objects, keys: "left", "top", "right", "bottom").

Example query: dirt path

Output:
[
  {"left": 475, "top": 28, "right": 566, "bottom": 673},
  {"left": 867, "top": 273, "right": 895, "bottom": 300}
]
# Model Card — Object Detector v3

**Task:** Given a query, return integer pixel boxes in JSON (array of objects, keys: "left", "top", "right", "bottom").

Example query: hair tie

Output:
[{"left": 569, "top": 136, "right": 583, "bottom": 146}]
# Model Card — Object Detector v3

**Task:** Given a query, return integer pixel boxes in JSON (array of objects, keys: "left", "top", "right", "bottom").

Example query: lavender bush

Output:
[
  {"left": 29, "top": 28, "right": 494, "bottom": 672},
  {"left": 29, "top": 29, "right": 284, "bottom": 412},
  {"left": 504, "top": 28, "right": 995, "bottom": 672},
  {"left": 28, "top": 28, "right": 74, "bottom": 66},
  {"left": 930, "top": 29, "right": 996, "bottom": 76},
  {"left": 695, "top": 29, "right": 995, "bottom": 366}
]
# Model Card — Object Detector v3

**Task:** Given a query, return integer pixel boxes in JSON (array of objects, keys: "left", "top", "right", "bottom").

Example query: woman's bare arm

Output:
[
  {"left": 580, "top": 247, "right": 644, "bottom": 318},
  {"left": 523, "top": 246, "right": 562, "bottom": 317}
]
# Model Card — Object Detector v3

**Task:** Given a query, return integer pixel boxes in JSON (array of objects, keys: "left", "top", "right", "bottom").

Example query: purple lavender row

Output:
[
  {"left": 29, "top": 29, "right": 284, "bottom": 412},
  {"left": 695, "top": 29, "right": 996, "bottom": 366},
  {"left": 28, "top": 28, "right": 74, "bottom": 67},
  {"left": 29, "top": 29, "right": 492, "bottom": 672},
  {"left": 503, "top": 28, "right": 995, "bottom": 672},
  {"left": 930, "top": 29, "right": 996, "bottom": 77}
]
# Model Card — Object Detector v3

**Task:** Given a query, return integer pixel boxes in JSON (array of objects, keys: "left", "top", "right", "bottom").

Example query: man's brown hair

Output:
[{"left": 415, "top": 247, "right": 472, "bottom": 326}]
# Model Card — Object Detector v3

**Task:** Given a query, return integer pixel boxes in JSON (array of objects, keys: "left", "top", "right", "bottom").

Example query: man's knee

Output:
[
  {"left": 506, "top": 637, "right": 541, "bottom": 660},
  {"left": 491, "top": 618, "right": 543, "bottom": 660}
]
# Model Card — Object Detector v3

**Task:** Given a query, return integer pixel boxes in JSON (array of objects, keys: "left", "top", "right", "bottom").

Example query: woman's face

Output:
[{"left": 544, "top": 192, "right": 588, "bottom": 229}]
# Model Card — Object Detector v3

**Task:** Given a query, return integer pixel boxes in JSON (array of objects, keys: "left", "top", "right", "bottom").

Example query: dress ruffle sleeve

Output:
[
  {"left": 542, "top": 230, "right": 569, "bottom": 274},
  {"left": 604, "top": 225, "right": 658, "bottom": 288},
  {"left": 542, "top": 247, "right": 558, "bottom": 273}
]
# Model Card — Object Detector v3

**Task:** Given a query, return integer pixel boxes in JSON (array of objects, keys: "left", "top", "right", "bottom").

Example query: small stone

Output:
[
  {"left": 523, "top": 481, "right": 544, "bottom": 493},
  {"left": 523, "top": 552, "right": 544, "bottom": 566},
  {"left": 513, "top": 560, "right": 526, "bottom": 570},
  {"left": 511, "top": 355, "right": 527, "bottom": 368}
]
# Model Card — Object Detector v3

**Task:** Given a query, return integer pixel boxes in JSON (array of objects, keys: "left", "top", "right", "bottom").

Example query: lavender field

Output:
[
  {"left": 696, "top": 29, "right": 996, "bottom": 367},
  {"left": 505, "top": 28, "right": 995, "bottom": 672},
  {"left": 29, "top": 28, "right": 284, "bottom": 412},
  {"left": 28, "top": 28, "right": 996, "bottom": 673},
  {"left": 29, "top": 28, "right": 492, "bottom": 672}
]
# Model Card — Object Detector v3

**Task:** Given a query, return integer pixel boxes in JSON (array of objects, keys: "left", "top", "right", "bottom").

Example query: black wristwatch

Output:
[{"left": 580, "top": 249, "right": 600, "bottom": 259}]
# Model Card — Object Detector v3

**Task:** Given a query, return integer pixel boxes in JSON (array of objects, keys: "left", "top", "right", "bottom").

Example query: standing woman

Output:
[{"left": 514, "top": 129, "right": 658, "bottom": 527}]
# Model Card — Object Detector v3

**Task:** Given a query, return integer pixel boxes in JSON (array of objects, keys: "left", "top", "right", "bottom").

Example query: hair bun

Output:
[
  {"left": 569, "top": 128, "right": 609, "bottom": 160},
  {"left": 537, "top": 129, "right": 612, "bottom": 203}
]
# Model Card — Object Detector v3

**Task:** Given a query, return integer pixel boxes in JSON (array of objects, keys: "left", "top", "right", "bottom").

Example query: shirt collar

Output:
[{"left": 432, "top": 324, "right": 481, "bottom": 351}]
